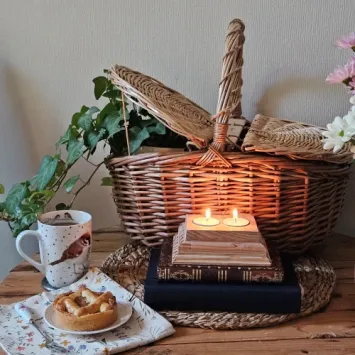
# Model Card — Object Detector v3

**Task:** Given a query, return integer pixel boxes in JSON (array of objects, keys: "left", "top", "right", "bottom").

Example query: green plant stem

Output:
[
  {"left": 45, "top": 171, "right": 68, "bottom": 207},
  {"left": 82, "top": 155, "right": 97, "bottom": 167},
  {"left": 46, "top": 148, "right": 91, "bottom": 206},
  {"left": 48, "top": 170, "right": 67, "bottom": 191},
  {"left": 8, "top": 221, "right": 13, "bottom": 232},
  {"left": 67, "top": 160, "right": 105, "bottom": 208}
]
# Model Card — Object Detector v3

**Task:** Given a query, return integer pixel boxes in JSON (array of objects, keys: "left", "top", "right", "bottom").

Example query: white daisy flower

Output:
[
  {"left": 322, "top": 130, "right": 346, "bottom": 152},
  {"left": 322, "top": 115, "right": 355, "bottom": 152}
]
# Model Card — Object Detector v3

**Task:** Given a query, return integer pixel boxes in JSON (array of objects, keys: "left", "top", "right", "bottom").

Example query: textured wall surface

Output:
[
  {"left": 0, "top": 0, "right": 354, "bottom": 277},
  {"left": 0, "top": 61, "right": 38, "bottom": 280}
]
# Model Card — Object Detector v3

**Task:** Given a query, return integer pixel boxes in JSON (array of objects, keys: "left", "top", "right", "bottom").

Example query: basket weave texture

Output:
[
  {"left": 101, "top": 243, "right": 336, "bottom": 330},
  {"left": 243, "top": 114, "right": 354, "bottom": 164},
  {"left": 107, "top": 152, "right": 349, "bottom": 253},
  {"left": 109, "top": 66, "right": 213, "bottom": 149},
  {"left": 106, "top": 19, "right": 351, "bottom": 253}
]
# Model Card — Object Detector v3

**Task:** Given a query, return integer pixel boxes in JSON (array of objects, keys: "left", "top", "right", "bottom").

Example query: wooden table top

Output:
[{"left": 1, "top": 229, "right": 355, "bottom": 355}]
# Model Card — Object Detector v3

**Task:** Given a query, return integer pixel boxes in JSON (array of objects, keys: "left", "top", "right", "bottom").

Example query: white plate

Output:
[{"left": 44, "top": 300, "right": 133, "bottom": 335}]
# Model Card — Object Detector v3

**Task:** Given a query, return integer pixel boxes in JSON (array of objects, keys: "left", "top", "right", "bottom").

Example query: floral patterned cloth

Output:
[{"left": 0, "top": 267, "right": 175, "bottom": 354}]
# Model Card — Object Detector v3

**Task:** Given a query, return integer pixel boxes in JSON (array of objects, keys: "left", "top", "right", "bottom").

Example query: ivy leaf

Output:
[
  {"left": 78, "top": 106, "right": 99, "bottom": 131},
  {"left": 56, "top": 203, "right": 68, "bottom": 210},
  {"left": 35, "top": 190, "right": 56, "bottom": 201},
  {"left": 39, "top": 155, "right": 60, "bottom": 189},
  {"left": 96, "top": 102, "right": 117, "bottom": 128},
  {"left": 156, "top": 122, "right": 166, "bottom": 134},
  {"left": 101, "top": 177, "right": 113, "bottom": 186},
  {"left": 48, "top": 159, "right": 66, "bottom": 188},
  {"left": 56, "top": 127, "right": 71, "bottom": 150},
  {"left": 9, "top": 221, "right": 24, "bottom": 237},
  {"left": 93, "top": 76, "right": 108, "bottom": 100},
  {"left": 147, "top": 122, "right": 166, "bottom": 135},
  {"left": 87, "top": 128, "right": 106, "bottom": 152},
  {"left": 103, "top": 89, "right": 120, "bottom": 100},
  {"left": 78, "top": 115, "right": 92, "bottom": 132},
  {"left": 5, "top": 183, "right": 29, "bottom": 214},
  {"left": 15, "top": 194, "right": 45, "bottom": 223},
  {"left": 63, "top": 175, "right": 80, "bottom": 193},
  {"left": 30, "top": 155, "right": 59, "bottom": 191},
  {"left": 66, "top": 140, "right": 84, "bottom": 166},
  {"left": 56, "top": 126, "right": 80, "bottom": 150},
  {"left": 21, "top": 213, "right": 37, "bottom": 228},
  {"left": 129, "top": 126, "right": 150, "bottom": 154},
  {"left": 0, "top": 184, "right": 4, "bottom": 194},
  {"left": 103, "top": 111, "right": 124, "bottom": 138},
  {"left": 72, "top": 106, "right": 89, "bottom": 127}
]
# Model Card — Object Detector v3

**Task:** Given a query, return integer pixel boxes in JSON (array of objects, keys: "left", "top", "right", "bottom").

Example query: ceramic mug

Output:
[{"left": 16, "top": 210, "right": 92, "bottom": 288}]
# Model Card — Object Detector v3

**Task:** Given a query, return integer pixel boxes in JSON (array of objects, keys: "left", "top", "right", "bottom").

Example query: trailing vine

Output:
[{"left": 0, "top": 70, "right": 185, "bottom": 236}]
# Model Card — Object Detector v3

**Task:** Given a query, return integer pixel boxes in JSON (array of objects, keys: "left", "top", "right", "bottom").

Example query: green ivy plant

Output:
[{"left": 0, "top": 70, "right": 186, "bottom": 236}]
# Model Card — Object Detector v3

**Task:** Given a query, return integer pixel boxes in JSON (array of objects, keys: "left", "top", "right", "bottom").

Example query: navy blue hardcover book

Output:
[{"left": 144, "top": 248, "right": 301, "bottom": 314}]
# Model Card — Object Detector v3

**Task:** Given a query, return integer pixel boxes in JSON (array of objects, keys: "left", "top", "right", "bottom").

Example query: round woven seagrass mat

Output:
[{"left": 101, "top": 243, "right": 336, "bottom": 330}]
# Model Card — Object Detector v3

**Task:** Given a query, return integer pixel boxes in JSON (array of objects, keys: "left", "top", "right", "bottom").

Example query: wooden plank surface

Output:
[
  {"left": 0, "top": 231, "right": 354, "bottom": 354},
  {"left": 126, "top": 338, "right": 355, "bottom": 355}
]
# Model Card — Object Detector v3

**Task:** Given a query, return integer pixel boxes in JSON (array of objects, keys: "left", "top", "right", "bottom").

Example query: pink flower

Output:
[
  {"left": 326, "top": 57, "right": 355, "bottom": 84},
  {"left": 336, "top": 32, "right": 355, "bottom": 49}
]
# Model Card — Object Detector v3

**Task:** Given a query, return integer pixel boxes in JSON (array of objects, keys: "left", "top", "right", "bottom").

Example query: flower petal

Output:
[
  {"left": 333, "top": 144, "right": 343, "bottom": 153},
  {"left": 333, "top": 116, "right": 345, "bottom": 130},
  {"left": 323, "top": 141, "right": 334, "bottom": 150}
]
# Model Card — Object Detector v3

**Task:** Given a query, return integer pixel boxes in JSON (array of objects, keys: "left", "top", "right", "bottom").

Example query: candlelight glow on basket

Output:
[
  {"left": 192, "top": 208, "right": 220, "bottom": 226},
  {"left": 223, "top": 208, "right": 250, "bottom": 227}
]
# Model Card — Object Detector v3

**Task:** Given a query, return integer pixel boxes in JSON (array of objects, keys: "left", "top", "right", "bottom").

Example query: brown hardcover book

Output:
[{"left": 158, "top": 238, "right": 284, "bottom": 283}]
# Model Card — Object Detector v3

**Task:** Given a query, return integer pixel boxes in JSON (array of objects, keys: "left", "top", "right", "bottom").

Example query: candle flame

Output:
[
  {"left": 233, "top": 208, "right": 238, "bottom": 222},
  {"left": 205, "top": 208, "right": 211, "bottom": 221}
]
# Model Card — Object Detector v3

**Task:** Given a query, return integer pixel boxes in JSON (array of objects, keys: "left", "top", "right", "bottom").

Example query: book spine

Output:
[{"left": 157, "top": 266, "right": 283, "bottom": 283}]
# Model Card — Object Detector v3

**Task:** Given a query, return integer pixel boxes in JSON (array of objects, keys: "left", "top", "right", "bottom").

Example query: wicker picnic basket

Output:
[{"left": 106, "top": 19, "right": 351, "bottom": 253}]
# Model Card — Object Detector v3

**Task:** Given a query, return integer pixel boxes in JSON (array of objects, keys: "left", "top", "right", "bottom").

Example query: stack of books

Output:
[
  {"left": 159, "top": 237, "right": 283, "bottom": 284},
  {"left": 144, "top": 216, "right": 302, "bottom": 314}
]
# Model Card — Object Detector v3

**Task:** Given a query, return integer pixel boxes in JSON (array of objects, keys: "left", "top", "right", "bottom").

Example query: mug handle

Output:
[{"left": 16, "top": 230, "right": 45, "bottom": 273}]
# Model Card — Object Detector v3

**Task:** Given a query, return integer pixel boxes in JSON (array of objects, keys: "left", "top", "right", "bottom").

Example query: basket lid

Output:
[
  {"left": 109, "top": 65, "right": 214, "bottom": 148},
  {"left": 242, "top": 114, "right": 354, "bottom": 164}
]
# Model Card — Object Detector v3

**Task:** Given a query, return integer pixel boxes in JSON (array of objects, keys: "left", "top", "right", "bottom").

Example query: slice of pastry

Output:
[{"left": 53, "top": 287, "right": 118, "bottom": 331}]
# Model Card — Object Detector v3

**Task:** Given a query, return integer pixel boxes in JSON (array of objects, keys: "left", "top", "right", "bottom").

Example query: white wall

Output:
[
  {"left": 0, "top": 0, "right": 354, "bottom": 276},
  {"left": 0, "top": 60, "right": 39, "bottom": 280}
]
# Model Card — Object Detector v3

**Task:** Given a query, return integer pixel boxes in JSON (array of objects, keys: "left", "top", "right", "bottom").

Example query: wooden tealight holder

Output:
[
  {"left": 186, "top": 214, "right": 260, "bottom": 242},
  {"left": 172, "top": 214, "right": 272, "bottom": 266}
]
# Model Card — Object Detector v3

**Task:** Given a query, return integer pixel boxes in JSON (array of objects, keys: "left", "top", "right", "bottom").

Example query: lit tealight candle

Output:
[
  {"left": 193, "top": 208, "right": 220, "bottom": 227},
  {"left": 223, "top": 208, "right": 250, "bottom": 227}
]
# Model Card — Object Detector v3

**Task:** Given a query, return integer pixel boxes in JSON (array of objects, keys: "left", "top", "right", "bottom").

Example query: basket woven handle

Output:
[
  {"left": 216, "top": 19, "right": 245, "bottom": 120},
  {"left": 197, "top": 19, "right": 245, "bottom": 167}
]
